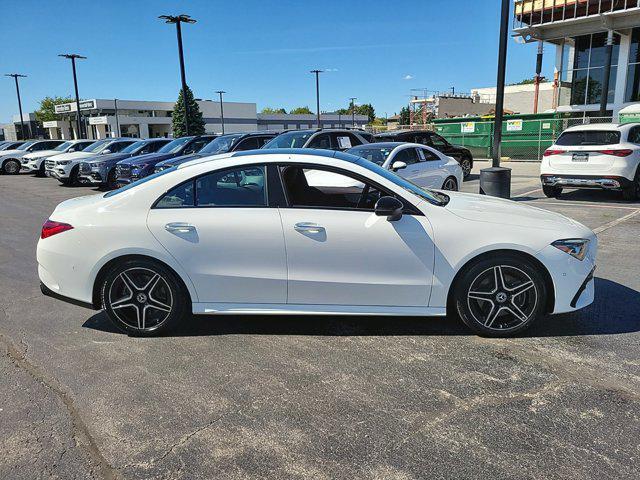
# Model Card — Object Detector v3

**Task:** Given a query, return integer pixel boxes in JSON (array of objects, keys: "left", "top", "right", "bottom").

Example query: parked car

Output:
[
  {"left": 38, "top": 149, "right": 597, "bottom": 338},
  {"left": 345, "top": 142, "right": 462, "bottom": 190},
  {"left": 154, "top": 132, "right": 278, "bottom": 173},
  {"left": 263, "top": 129, "right": 370, "bottom": 151},
  {"left": 0, "top": 141, "right": 26, "bottom": 151},
  {"left": 540, "top": 123, "right": 640, "bottom": 201},
  {"left": 115, "top": 135, "right": 215, "bottom": 187},
  {"left": 21, "top": 140, "right": 94, "bottom": 176},
  {"left": 78, "top": 138, "right": 171, "bottom": 189},
  {"left": 374, "top": 130, "right": 474, "bottom": 179},
  {"left": 46, "top": 138, "right": 138, "bottom": 185},
  {"left": 0, "top": 140, "right": 66, "bottom": 174}
]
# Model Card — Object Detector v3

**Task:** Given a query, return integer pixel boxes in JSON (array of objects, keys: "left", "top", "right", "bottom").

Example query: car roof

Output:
[
  {"left": 375, "top": 130, "right": 431, "bottom": 136},
  {"left": 350, "top": 142, "right": 406, "bottom": 149},
  {"left": 562, "top": 123, "right": 630, "bottom": 132}
]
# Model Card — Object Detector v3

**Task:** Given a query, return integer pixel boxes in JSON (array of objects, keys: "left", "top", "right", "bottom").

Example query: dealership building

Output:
[{"left": 513, "top": 0, "right": 640, "bottom": 118}]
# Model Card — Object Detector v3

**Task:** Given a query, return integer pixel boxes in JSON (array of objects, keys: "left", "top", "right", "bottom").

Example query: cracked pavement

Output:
[{"left": 0, "top": 161, "right": 639, "bottom": 479}]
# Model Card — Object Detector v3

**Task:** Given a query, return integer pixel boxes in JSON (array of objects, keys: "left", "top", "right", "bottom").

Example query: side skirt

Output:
[{"left": 193, "top": 303, "right": 446, "bottom": 317}]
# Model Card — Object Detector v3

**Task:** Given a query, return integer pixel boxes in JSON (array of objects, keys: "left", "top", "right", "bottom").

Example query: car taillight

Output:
[
  {"left": 543, "top": 149, "right": 564, "bottom": 156},
  {"left": 41, "top": 219, "right": 74, "bottom": 239},
  {"left": 597, "top": 149, "right": 633, "bottom": 157}
]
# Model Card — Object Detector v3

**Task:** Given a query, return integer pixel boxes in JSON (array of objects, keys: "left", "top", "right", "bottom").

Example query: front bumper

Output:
[
  {"left": 541, "top": 174, "right": 632, "bottom": 191},
  {"left": 21, "top": 160, "right": 39, "bottom": 172}
]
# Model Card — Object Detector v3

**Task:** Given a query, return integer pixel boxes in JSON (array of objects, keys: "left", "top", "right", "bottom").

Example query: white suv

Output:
[
  {"left": 540, "top": 123, "right": 640, "bottom": 201},
  {"left": 21, "top": 140, "right": 94, "bottom": 176},
  {"left": 46, "top": 138, "right": 137, "bottom": 186}
]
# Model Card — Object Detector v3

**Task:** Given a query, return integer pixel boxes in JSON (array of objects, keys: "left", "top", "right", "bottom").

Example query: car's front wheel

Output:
[
  {"left": 452, "top": 254, "right": 547, "bottom": 337},
  {"left": 459, "top": 156, "right": 472, "bottom": 179},
  {"left": 2, "top": 158, "right": 21, "bottom": 175},
  {"left": 622, "top": 170, "right": 639, "bottom": 201},
  {"left": 100, "top": 258, "right": 190, "bottom": 336},
  {"left": 442, "top": 176, "right": 458, "bottom": 191}
]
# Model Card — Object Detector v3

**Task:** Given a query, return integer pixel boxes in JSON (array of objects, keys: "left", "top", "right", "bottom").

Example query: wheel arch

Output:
[
  {"left": 91, "top": 253, "right": 195, "bottom": 309},
  {"left": 446, "top": 248, "right": 555, "bottom": 314}
]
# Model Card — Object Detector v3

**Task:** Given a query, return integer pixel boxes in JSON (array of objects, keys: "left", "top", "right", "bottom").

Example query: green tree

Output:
[
  {"left": 335, "top": 108, "right": 349, "bottom": 115},
  {"left": 290, "top": 106, "right": 313, "bottom": 114},
  {"left": 354, "top": 103, "right": 375, "bottom": 123},
  {"left": 399, "top": 106, "right": 411, "bottom": 125},
  {"left": 260, "top": 107, "right": 287, "bottom": 114},
  {"left": 172, "top": 85, "right": 205, "bottom": 137},
  {"left": 34, "top": 96, "right": 75, "bottom": 123}
]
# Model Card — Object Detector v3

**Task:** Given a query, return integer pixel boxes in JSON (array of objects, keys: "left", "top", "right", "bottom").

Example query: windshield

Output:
[
  {"left": 264, "top": 131, "right": 313, "bottom": 148},
  {"left": 104, "top": 166, "right": 178, "bottom": 197},
  {"left": 53, "top": 141, "right": 74, "bottom": 151},
  {"left": 347, "top": 146, "right": 393, "bottom": 166},
  {"left": 121, "top": 140, "right": 147, "bottom": 154},
  {"left": 17, "top": 141, "right": 36, "bottom": 150},
  {"left": 199, "top": 134, "right": 243, "bottom": 154},
  {"left": 83, "top": 140, "right": 110, "bottom": 153},
  {"left": 158, "top": 137, "right": 192, "bottom": 154},
  {"left": 354, "top": 157, "right": 449, "bottom": 206},
  {"left": 556, "top": 130, "right": 621, "bottom": 146}
]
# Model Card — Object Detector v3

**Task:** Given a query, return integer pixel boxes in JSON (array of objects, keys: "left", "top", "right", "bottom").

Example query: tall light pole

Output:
[
  {"left": 310, "top": 69, "right": 323, "bottom": 128},
  {"left": 159, "top": 14, "right": 196, "bottom": 136},
  {"left": 215, "top": 90, "right": 226, "bottom": 134},
  {"left": 5, "top": 73, "right": 28, "bottom": 140},
  {"left": 114, "top": 98, "right": 121, "bottom": 137},
  {"left": 479, "top": 0, "right": 511, "bottom": 199},
  {"left": 349, "top": 97, "right": 357, "bottom": 127},
  {"left": 58, "top": 54, "right": 86, "bottom": 139}
]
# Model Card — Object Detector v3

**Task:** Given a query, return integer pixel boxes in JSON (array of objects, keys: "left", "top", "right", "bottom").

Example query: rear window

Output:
[{"left": 556, "top": 130, "right": 620, "bottom": 146}]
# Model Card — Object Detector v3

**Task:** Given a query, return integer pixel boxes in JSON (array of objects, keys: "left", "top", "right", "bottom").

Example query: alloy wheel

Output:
[
  {"left": 442, "top": 178, "right": 457, "bottom": 191},
  {"left": 4, "top": 160, "right": 20, "bottom": 174},
  {"left": 461, "top": 158, "right": 471, "bottom": 177},
  {"left": 466, "top": 265, "right": 537, "bottom": 331},
  {"left": 108, "top": 267, "right": 173, "bottom": 331}
]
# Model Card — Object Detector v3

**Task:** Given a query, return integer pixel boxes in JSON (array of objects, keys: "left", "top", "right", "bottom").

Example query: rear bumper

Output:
[
  {"left": 541, "top": 174, "right": 632, "bottom": 190},
  {"left": 40, "top": 281, "right": 97, "bottom": 310}
]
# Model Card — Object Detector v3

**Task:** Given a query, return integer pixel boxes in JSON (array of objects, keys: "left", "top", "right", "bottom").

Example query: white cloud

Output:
[
  {"left": 324, "top": 68, "right": 339, "bottom": 72},
  {"left": 403, "top": 74, "right": 414, "bottom": 80}
]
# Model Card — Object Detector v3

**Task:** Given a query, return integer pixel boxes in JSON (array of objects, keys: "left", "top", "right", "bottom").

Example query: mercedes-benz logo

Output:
[
  {"left": 495, "top": 292, "right": 508, "bottom": 303},
  {"left": 136, "top": 293, "right": 148, "bottom": 303}
]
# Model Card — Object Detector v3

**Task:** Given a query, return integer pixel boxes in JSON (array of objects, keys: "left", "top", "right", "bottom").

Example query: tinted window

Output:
[
  {"left": 109, "top": 141, "right": 135, "bottom": 153},
  {"left": 420, "top": 147, "right": 440, "bottom": 161},
  {"left": 264, "top": 131, "right": 313, "bottom": 148},
  {"left": 196, "top": 166, "right": 266, "bottom": 207},
  {"left": 281, "top": 166, "right": 386, "bottom": 210},
  {"left": 53, "top": 141, "right": 74, "bottom": 151},
  {"left": 234, "top": 137, "right": 261, "bottom": 151},
  {"left": 393, "top": 148, "right": 420, "bottom": 165},
  {"left": 556, "top": 130, "right": 621, "bottom": 146},
  {"left": 429, "top": 134, "right": 449, "bottom": 148},
  {"left": 628, "top": 126, "right": 640, "bottom": 145},
  {"left": 308, "top": 133, "right": 332, "bottom": 149},
  {"left": 155, "top": 181, "right": 195, "bottom": 208},
  {"left": 83, "top": 140, "right": 111, "bottom": 153},
  {"left": 158, "top": 137, "right": 192, "bottom": 153},
  {"left": 183, "top": 137, "right": 212, "bottom": 155},
  {"left": 346, "top": 146, "right": 393, "bottom": 166},
  {"left": 199, "top": 134, "right": 243, "bottom": 154},
  {"left": 120, "top": 140, "right": 147, "bottom": 154}
]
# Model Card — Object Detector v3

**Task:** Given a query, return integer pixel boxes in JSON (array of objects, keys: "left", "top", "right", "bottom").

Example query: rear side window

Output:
[
  {"left": 156, "top": 182, "right": 195, "bottom": 208},
  {"left": 556, "top": 130, "right": 621, "bottom": 146}
]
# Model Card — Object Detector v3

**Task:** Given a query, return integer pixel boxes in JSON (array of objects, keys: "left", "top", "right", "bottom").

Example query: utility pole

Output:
[
  {"left": 349, "top": 97, "right": 357, "bottom": 127},
  {"left": 310, "top": 70, "right": 323, "bottom": 128},
  {"left": 533, "top": 41, "right": 544, "bottom": 114},
  {"left": 479, "top": 0, "right": 511, "bottom": 198},
  {"left": 5, "top": 74, "right": 28, "bottom": 139},
  {"left": 159, "top": 14, "right": 196, "bottom": 136},
  {"left": 58, "top": 54, "right": 86, "bottom": 139},
  {"left": 216, "top": 90, "right": 226, "bottom": 134},
  {"left": 113, "top": 98, "right": 120, "bottom": 137}
]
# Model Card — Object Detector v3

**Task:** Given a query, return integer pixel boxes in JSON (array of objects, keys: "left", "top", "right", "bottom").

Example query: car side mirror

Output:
[
  {"left": 375, "top": 196, "right": 403, "bottom": 221},
  {"left": 391, "top": 161, "right": 407, "bottom": 172},
  {"left": 101, "top": 149, "right": 111, "bottom": 155}
]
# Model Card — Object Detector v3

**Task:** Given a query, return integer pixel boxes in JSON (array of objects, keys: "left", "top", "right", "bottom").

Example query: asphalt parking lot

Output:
[{"left": 1, "top": 161, "right": 639, "bottom": 480}]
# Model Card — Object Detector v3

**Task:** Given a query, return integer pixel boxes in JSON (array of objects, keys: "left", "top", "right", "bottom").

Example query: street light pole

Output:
[
  {"left": 349, "top": 97, "right": 357, "bottom": 127},
  {"left": 159, "top": 14, "right": 196, "bottom": 136},
  {"left": 310, "top": 70, "right": 323, "bottom": 128},
  {"left": 479, "top": 0, "right": 511, "bottom": 198},
  {"left": 216, "top": 90, "right": 226, "bottom": 134},
  {"left": 58, "top": 54, "right": 86, "bottom": 139},
  {"left": 5, "top": 73, "right": 28, "bottom": 140},
  {"left": 114, "top": 98, "right": 121, "bottom": 137}
]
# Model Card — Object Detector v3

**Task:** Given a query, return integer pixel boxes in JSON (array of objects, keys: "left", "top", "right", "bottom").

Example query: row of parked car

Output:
[{"left": 0, "top": 129, "right": 473, "bottom": 192}]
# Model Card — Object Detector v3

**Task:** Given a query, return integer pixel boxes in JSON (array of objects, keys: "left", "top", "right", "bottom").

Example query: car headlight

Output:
[
  {"left": 90, "top": 162, "right": 103, "bottom": 167},
  {"left": 57, "top": 160, "right": 71, "bottom": 166},
  {"left": 551, "top": 239, "right": 589, "bottom": 261}
]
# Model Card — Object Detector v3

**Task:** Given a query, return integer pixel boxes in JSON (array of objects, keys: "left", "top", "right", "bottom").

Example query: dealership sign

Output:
[
  {"left": 89, "top": 116, "right": 108, "bottom": 125},
  {"left": 42, "top": 121, "right": 58, "bottom": 128},
  {"left": 54, "top": 100, "right": 96, "bottom": 114}
]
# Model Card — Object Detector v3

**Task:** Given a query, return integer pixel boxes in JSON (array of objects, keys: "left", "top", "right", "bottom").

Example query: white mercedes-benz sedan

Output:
[{"left": 37, "top": 149, "right": 597, "bottom": 337}]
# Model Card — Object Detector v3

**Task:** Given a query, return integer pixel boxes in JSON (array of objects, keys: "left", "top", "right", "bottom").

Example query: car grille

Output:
[
  {"left": 45, "top": 160, "right": 56, "bottom": 170},
  {"left": 79, "top": 162, "right": 91, "bottom": 174},
  {"left": 116, "top": 164, "right": 131, "bottom": 177}
]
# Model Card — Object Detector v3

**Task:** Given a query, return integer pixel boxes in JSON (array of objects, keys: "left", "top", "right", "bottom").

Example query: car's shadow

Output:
[{"left": 82, "top": 278, "right": 640, "bottom": 338}]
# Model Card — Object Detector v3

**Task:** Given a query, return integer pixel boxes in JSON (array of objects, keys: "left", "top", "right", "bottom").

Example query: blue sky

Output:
[{"left": 0, "top": 0, "right": 554, "bottom": 121}]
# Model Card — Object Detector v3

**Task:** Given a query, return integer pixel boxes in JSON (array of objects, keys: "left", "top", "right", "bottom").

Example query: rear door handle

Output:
[
  {"left": 165, "top": 222, "right": 196, "bottom": 233},
  {"left": 294, "top": 222, "right": 325, "bottom": 233}
]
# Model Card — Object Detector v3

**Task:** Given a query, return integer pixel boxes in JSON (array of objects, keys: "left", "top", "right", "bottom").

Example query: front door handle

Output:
[
  {"left": 294, "top": 222, "right": 325, "bottom": 233},
  {"left": 165, "top": 222, "right": 196, "bottom": 233}
]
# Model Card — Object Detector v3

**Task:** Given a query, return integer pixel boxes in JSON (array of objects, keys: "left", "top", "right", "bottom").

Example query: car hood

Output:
[
  {"left": 51, "top": 151, "right": 95, "bottom": 161},
  {"left": 125, "top": 152, "right": 176, "bottom": 166},
  {"left": 23, "top": 149, "right": 60, "bottom": 160},
  {"left": 88, "top": 152, "right": 132, "bottom": 164},
  {"left": 0, "top": 149, "right": 24, "bottom": 157},
  {"left": 443, "top": 191, "right": 586, "bottom": 232},
  {"left": 155, "top": 153, "right": 200, "bottom": 168}
]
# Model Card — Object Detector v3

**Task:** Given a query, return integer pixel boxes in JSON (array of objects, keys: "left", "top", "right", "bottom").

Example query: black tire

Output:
[
  {"left": 442, "top": 176, "right": 458, "bottom": 191},
  {"left": 2, "top": 158, "right": 21, "bottom": 175},
  {"left": 37, "top": 161, "right": 46, "bottom": 177},
  {"left": 459, "top": 156, "right": 472, "bottom": 179},
  {"left": 451, "top": 253, "right": 548, "bottom": 337},
  {"left": 100, "top": 258, "right": 190, "bottom": 336},
  {"left": 106, "top": 168, "right": 117, "bottom": 190},
  {"left": 542, "top": 185, "right": 562, "bottom": 198},
  {"left": 68, "top": 166, "right": 80, "bottom": 186},
  {"left": 621, "top": 170, "right": 639, "bottom": 201}
]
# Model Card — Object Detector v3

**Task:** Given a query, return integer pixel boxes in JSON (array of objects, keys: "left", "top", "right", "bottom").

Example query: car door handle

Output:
[
  {"left": 165, "top": 222, "right": 196, "bottom": 233},
  {"left": 294, "top": 222, "right": 325, "bottom": 233}
]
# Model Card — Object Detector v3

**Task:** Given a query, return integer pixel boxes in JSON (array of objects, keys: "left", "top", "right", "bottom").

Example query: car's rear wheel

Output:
[
  {"left": 106, "top": 168, "right": 118, "bottom": 190},
  {"left": 442, "top": 176, "right": 458, "bottom": 191},
  {"left": 452, "top": 254, "right": 547, "bottom": 337},
  {"left": 460, "top": 156, "right": 472, "bottom": 179},
  {"left": 101, "top": 258, "right": 190, "bottom": 336},
  {"left": 542, "top": 185, "right": 562, "bottom": 198},
  {"left": 2, "top": 158, "right": 21, "bottom": 175},
  {"left": 622, "top": 170, "right": 639, "bottom": 201}
]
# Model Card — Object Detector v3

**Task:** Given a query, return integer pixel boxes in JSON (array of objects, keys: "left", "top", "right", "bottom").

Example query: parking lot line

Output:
[
  {"left": 513, "top": 187, "right": 542, "bottom": 197},
  {"left": 536, "top": 201, "right": 640, "bottom": 211},
  {"left": 593, "top": 209, "right": 640, "bottom": 234}
]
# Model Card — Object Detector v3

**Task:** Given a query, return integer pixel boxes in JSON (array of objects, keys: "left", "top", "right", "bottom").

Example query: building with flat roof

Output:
[
  {"left": 256, "top": 113, "right": 368, "bottom": 130},
  {"left": 471, "top": 82, "right": 556, "bottom": 115},
  {"left": 513, "top": 0, "right": 640, "bottom": 118}
]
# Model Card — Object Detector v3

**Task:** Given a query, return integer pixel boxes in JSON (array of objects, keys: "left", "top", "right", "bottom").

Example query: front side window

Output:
[
  {"left": 429, "top": 134, "right": 449, "bottom": 148},
  {"left": 109, "top": 141, "right": 135, "bottom": 153},
  {"left": 82, "top": 140, "right": 110, "bottom": 153},
  {"left": 53, "top": 141, "right": 74, "bottom": 152},
  {"left": 199, "top": 134, "right": 243, "bottom": 154},
  {"left": 184, "top": 137, "right": 214, "bottom": 155},
  {"left": 121, "top": 140, "right": 146, "bottom": 154},
  {"left": 280, "top": 166, "right": 387, "bottom": 211},
  {"left": 234, "top": 137, "right": 261, "bottom": 151},
  {"left": 308, "top": 133, "right": 332, "bottom": 149},
  {"left": 394, "top": 148, "right": 420, "bottom": 165},
  {"left": 264, "top": 131, "right": 313, "bottom": 148},
  {"left": 158, "top": 137, "right": 192, "bottom": 154},
  {"left": 196, "top": 166, "right": 266, "bottom": 207}
]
